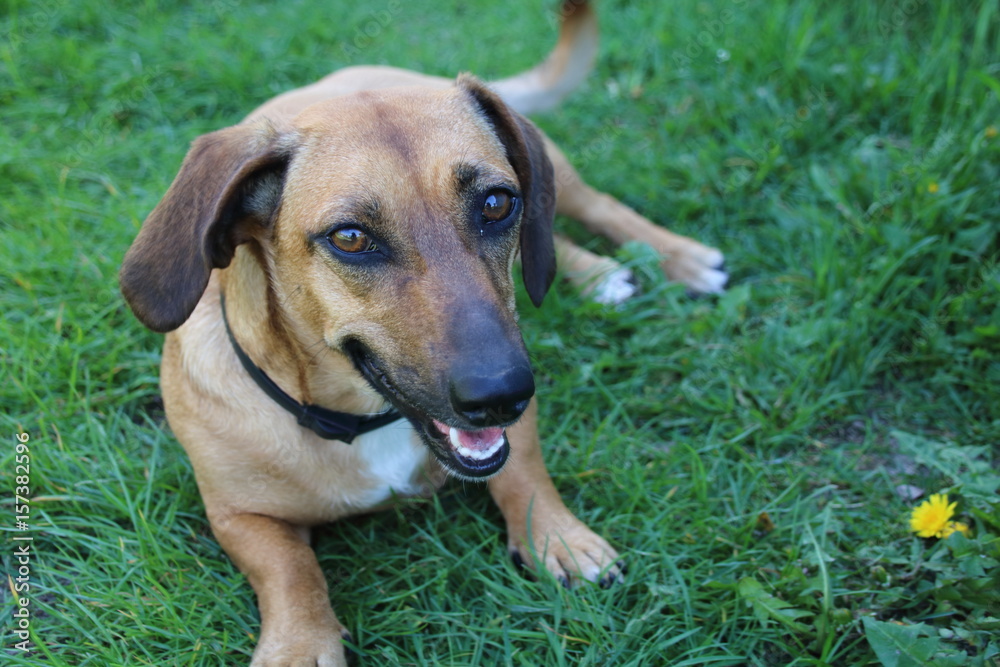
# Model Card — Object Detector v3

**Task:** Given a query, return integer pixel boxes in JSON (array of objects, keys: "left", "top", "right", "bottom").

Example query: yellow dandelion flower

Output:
[
  {"left": 927, "top": 182, "right": 939, "bottom": 194},
  {"left": 941, "top": 521, "right": 970, "bottom": 538},
  {"left": 986, "top": 126, "right": 998, "bottom": 139},
  {"left": 909, "top": 493, "right": 957, "bottom": 538}
]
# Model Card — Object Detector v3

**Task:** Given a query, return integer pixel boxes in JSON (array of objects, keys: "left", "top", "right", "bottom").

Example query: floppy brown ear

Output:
[
  {"left": 457, "top": 74, "right": 557, "bottom": 307},
  {"left": 120, "top": 121, "right": 293, "bottom": 332}
]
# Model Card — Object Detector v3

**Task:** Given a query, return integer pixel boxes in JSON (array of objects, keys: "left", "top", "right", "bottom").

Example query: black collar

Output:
[{"left": 220, "top": 296, "right": 402, "bottom": 443}]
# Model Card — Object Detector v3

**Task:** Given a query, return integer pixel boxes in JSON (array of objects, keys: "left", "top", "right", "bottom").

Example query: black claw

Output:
[
  {"left": 510, "top": 549, "right": 525, "bottom": 570},
  {"left": 558, "top": 575, "right": 570, "bottom": 589},
  {"left": 599, "top": 576, "right": 612, "bottom": 589},
  {"left": 617, "top": 559, "right": 628, "bottom": 575},
  {"left": 341, "top": 628, "right": 356, "bottom": 663}
]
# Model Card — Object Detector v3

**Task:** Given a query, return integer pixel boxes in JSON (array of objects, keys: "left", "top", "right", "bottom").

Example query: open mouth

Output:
[
  {"left": 423, "top": 420, "right": 510, "bottom": 478},
  {"left": 346, "top": 341, "right": 512, "bottom": 479}
]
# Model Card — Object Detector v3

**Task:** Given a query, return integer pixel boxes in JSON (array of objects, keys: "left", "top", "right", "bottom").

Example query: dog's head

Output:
[{"left": 120, "top": 75, "right": 556, "bottom": 478}]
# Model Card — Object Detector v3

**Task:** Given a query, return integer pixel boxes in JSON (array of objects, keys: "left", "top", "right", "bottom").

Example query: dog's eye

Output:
[
  {"left": 330, "top": 227, "right": 377, "bottom": 254},
  {"left": 482, "top": 190, "right": 515, "bottom": 223}
]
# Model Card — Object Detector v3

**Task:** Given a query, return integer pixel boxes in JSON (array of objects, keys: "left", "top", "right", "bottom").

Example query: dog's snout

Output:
[
  {"left": 449, "top": 362, "right": 534, "bottom": 427},
  {"left": 444, "top": 302, "right": 535, "bottom": 427}
]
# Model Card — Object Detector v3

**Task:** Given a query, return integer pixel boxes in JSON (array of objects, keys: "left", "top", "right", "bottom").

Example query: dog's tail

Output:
[{"left": 490, "top": 0, "right": 598, "bottom": 115}]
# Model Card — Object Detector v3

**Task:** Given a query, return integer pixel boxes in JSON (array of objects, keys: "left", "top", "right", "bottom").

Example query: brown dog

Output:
[{"left": 120, "top": 2, "right": 724, "bottom": 664}]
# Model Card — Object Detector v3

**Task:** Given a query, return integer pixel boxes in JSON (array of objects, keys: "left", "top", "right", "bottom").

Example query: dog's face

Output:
[{"left": 120, "top": 77, "right": 556, "bottom": 479}]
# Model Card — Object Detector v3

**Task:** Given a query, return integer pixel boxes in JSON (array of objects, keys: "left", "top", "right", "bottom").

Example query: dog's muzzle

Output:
[{"left": 346, "top": 338, "right": 534, "bottom": 479}]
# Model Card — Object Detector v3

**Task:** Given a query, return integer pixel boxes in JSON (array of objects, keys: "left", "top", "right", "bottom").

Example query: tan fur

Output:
[
  {"left": 121, "top": 4, "right": 724, "bottom": 665},
  {"left": 249, "top": 68, "right": 726, "bottom": 298}
]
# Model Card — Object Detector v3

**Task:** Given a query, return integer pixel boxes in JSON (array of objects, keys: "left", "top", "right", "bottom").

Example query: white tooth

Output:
[{"left": 448, "top": 427, "right": 505, "bottom": 461}]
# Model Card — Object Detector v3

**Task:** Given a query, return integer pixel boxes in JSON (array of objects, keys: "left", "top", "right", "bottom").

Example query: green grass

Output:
[{"left": 2, "top": 0, "right": 999, "bottom": 664}]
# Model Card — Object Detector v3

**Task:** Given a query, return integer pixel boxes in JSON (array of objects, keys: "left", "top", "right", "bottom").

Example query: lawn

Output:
[{"left": 2, "top": 0, "right": 999, "bottom": 665}]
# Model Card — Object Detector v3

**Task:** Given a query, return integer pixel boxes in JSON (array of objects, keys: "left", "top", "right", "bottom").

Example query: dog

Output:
[{"left": 119, "top": 2, "right": 725, "bottom": 664}]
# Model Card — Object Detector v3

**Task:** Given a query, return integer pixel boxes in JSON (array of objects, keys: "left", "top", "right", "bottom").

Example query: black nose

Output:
[{"left": 449, "top": 362, "right": 535, "bottom": 427}]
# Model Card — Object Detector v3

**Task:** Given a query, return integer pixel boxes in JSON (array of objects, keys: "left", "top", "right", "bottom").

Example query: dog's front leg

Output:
[
  {"left": 489, "top": 400, "right": 624, "bottom": 587},
  {"left": 208, "top": 511, "right": 347, "bottom": 666}
]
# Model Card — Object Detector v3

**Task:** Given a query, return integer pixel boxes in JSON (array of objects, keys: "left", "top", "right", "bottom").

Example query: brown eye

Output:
[
  {"left": 482, "top": 190, "right": 514, "bottom": 223},
  {"left": 330, "top": 227, "right": 376, "bottom": 254}
]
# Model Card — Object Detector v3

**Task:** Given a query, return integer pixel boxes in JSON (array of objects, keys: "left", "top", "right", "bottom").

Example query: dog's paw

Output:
[
  {"left": 508, "top": 512, "right": 624, "bottom": 588},
  {"left": 250, "top": 626, "right": 349, "bottom": 667},
  {"left": 565, "top": 255, "right": 639, "bottom": 306},
  {"left": 588, "top": 267, "right": 638, "bottom": 305},
  {"left": 661, "top": 239, "right": 727, "bottom": 294}
]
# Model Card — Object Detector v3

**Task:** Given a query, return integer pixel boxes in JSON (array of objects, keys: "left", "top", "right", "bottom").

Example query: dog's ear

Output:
[
  {"left": 457, "top": 74, "right": 557, "bottom": 307},
  {"left": 120, "top": 121, "right": 293, "bottom": 332}
]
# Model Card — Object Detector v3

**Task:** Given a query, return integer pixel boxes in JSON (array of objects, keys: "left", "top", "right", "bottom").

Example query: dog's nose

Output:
[{"left": 449, "top": 362, "right": 535, "bottom": 427}]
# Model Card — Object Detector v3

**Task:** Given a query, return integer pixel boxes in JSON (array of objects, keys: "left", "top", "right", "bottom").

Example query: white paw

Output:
[
  {"left": 662, "top": 242, "right": 727, "bottom": 294},
  {"left": 684, "top": 265, "right": 728, "bottom": 294},
  {"left": 590, "top": 268, "right": 638, "bottom": 305}
]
